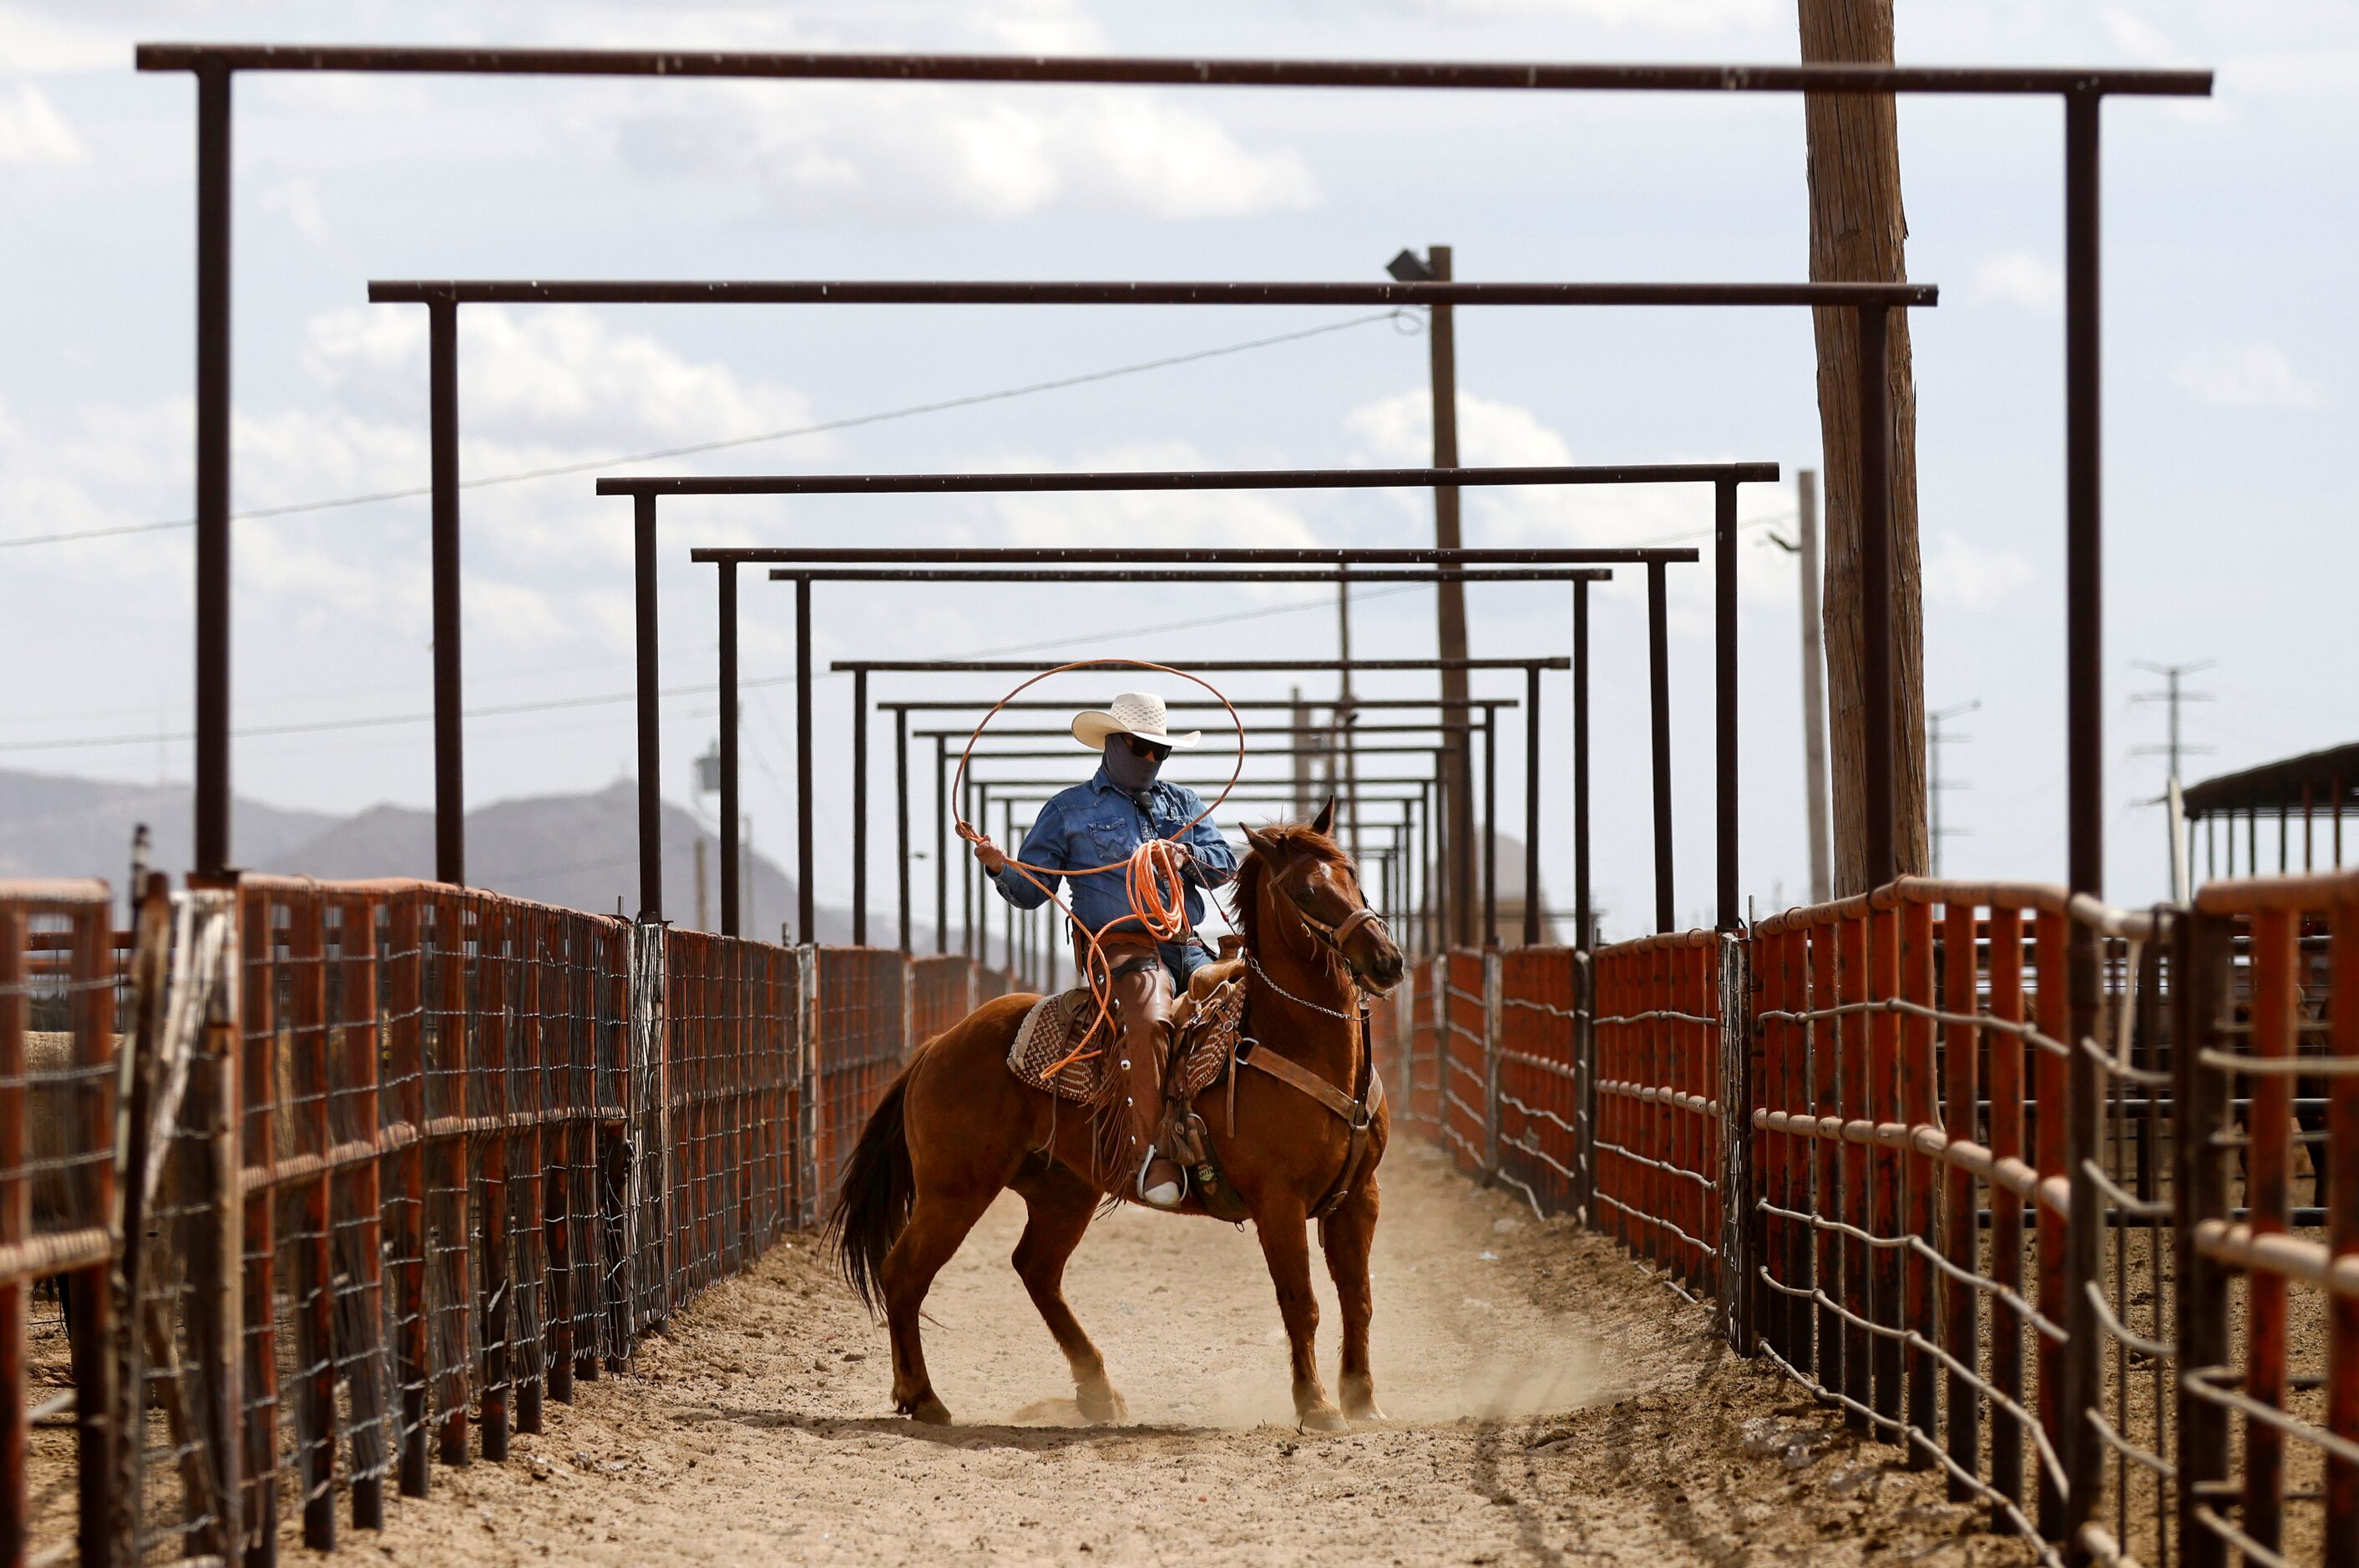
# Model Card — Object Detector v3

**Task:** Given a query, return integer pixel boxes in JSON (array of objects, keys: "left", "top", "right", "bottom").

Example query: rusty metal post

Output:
[
  {"left": 935, "top": 736, "right": 949, "bottom": 954},
  {"left": 852, "top": 668, "right": 868, "bottom": 944},
  {"left": 1857, "top": 302, "right": 1896, "bottom": 890},
  {"left": 718, "top": 559, "right": 740, "bottom": 937},
  {"left": 896, "top": 706, "right": 912, "bottom": 951},
  {"left": 1714, "top": 477, "right": 1739, "bottom": 930},
  {"left": 1648, "top": 562, "right": 1673, "bottom": 932},
  {"left": 430, "top": 299, "right": 463, "bottom": 886},
  {"left": 195, "top": 58, "right": 232, "bottom": 878},
  {"left": 795, "top": 575, "right": 815, "bottom": 944},
  {"left": 2063, "top": 89, "right": 2106, "bottom": 1563},
  {"left": 2173, "top": 906, "right": 2230, "bottom": 1568},
  {"left": 1481, "top": 706, "right": 1497, "bottom": 945},
  {"left": 1524, "top": 665, "right": 1542, "bottom": 946},
  {"left": 1573, "top": 579, "right": 1592, "bottom": 953},
  {"left": 634, "top": 494, "right": 662, "bottom": 920}
]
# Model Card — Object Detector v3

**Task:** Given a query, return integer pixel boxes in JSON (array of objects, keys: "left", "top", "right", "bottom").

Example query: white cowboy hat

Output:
[{"left": 1071, "top": 691, "right": 1202, "bottom": 751}]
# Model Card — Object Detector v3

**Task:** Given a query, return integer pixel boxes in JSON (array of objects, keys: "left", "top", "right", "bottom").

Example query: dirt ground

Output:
[{"left": 297, "top": 1145, "right": 2037, "bottom": 1566}]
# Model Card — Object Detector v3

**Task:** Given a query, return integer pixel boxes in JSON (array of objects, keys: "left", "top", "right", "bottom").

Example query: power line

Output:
[{"left": 0, "top": 309, "right": 1412, "bottom": 551}]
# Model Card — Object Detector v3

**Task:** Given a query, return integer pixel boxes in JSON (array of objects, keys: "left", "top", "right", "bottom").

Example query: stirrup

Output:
[{"left": 1136, "top": 1146, "right": 1187, "bottom": 1211}]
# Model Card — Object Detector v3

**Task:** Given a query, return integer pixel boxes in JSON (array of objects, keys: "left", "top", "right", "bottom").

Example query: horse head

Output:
[{"left": 1238, "top": 797, "right": 1406, "bottom": 997}]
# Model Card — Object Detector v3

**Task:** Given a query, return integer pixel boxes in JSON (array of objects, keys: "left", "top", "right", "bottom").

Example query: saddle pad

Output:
[
  {"left": 1004, "top": 967, "right": 1250, "bottom": 1106},
  {"left": 1008, "top": 989, "right": 1106, "bottom": 1102}
]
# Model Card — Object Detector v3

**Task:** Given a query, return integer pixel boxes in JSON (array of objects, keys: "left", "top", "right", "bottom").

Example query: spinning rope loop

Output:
[{"left": 951, "top": 658, "right": 1245, "bottom": 1082}]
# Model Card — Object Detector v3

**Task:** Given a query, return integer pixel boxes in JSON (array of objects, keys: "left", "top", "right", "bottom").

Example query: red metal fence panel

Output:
[{"left": 1495, "top": 946, "right": 1582, "bottom": 1216}]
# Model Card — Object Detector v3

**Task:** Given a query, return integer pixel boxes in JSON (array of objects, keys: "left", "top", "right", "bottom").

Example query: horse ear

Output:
[
  {"left": 1244, "top": 822, "right": 1282, "bottom": 857},
  {"left": 1311, "top": 796, "right": 1335, "bottom": 837}
]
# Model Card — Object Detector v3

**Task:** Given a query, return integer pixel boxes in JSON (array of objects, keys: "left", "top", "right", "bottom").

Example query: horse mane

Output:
[{"left": 1231, "top": 820, "right": 1358, "bottom": 960}]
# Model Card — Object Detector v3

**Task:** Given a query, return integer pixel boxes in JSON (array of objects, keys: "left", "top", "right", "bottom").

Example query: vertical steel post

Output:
[
  {"left": 1857, "top": 302, "right": 1896, "bottom": 891},
  {"left": 1481, "top": 707, "right": 1498, "bottom": 945},
  {"left": 429, "top": 299, "right": 463, "bottom": 886},
  {"left": 1524, "top": 667, "right": 1542, "bottom": 946},
  {"left": 935, "top": 737, "right": 950, "bottom": 954},
  {"left": 852, "top": 669, "right": 868, "bottom": 944},
  {"left": 1796, "top": 470, "right": 1833, "bottom": 903},
  {"left": 795, "top": 575, "right": 815, "bottom": 944},
  {"left": 1714, "top": 477, "right": 1739, "bottom": 931},
  {"left": 896, "top": 708, "right": 912, "bottom": 951},
  {"left": 1648, "top": 563, "right": 1674, "bottom": 933},
  {"left": 718, "top": 559, "right": 740, "bottom": 937},
  {"left": 1573, "top": 579, "right": 1593, "bottom": 953},
  {"left": 634, "top": 493, "right": 663, "bottom": 920},
  {"left": 2062, "top": 85, "right": 2107, "bottom": 1560},
  {"left": 194, "top": 58, "right": 232, "bottom": 877}
]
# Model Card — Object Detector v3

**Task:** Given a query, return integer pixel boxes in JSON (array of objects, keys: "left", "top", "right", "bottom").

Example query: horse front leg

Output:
[
  {"left": 1254, "top": 1195, "right": 1345, "bottom": 1431},
  {"left": 1319, "top": 1175, "right": 1385, "bottom": 1421}
]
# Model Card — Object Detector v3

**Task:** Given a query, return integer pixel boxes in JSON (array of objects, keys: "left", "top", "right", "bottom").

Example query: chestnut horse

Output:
[{"left": 826, "top": 807, "right": 1405, "bottom": 1431}]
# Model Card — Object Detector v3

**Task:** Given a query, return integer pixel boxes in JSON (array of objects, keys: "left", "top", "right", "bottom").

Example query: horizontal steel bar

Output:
[
  {"left": 883, "top": 696, "right": 1517, "bottom": 711},
  {"left": 838, "top": 657, "right": 1569, "bottom": 671},
  {"left": 648, "top": 465, "right": 1771, "bottom": 498},
  {"left": 387, "top": 281, "right": 1935, "bottom": 312},
  {"left": 914, "top": 721, "right": 1474, "bottom": 738},
  {"left": 141, "top": 45, "right": 2211, "bottom": 98},
  {"left": 709, "top": 544, "right": 1695, "bottom": 563},
  {"left": 764, "top": 568, "right": 1615, "bottom": 584}
]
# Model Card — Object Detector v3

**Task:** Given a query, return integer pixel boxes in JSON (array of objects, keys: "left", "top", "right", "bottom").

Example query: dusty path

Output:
[{"left": 334, "top": 1146, "right": 2033, "bottom": 1565}]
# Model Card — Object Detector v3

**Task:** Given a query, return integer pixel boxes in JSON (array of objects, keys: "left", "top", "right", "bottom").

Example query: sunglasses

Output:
[{"left": 1117, "top": 734, "right": 1173, "bottom": 762}]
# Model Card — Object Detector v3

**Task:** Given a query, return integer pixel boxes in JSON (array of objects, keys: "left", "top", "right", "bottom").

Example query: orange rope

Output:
[{"left": 952, "top": 659, "right": 1244, "bottom": 1080}]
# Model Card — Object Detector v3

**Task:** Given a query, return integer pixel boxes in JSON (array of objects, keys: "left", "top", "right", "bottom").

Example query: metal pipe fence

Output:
[
  {"left": 1393, "top": 867, "right": 2354, "bottom": 1566},
  {"left": 1, "top": 876, "right": 1014, "bottom": 1566}
]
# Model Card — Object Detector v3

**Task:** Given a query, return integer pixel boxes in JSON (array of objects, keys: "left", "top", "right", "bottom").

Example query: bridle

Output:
[{"left": 1273, "top": 855, "right": 1398, "bottom": 994}]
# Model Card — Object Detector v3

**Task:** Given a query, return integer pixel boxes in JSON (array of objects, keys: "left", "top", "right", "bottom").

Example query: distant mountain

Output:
[
  {"left": 0, "top": 769, "right": 884, "bottom": 943},
  {"left": 0, "top": 769, "right": 337, "bottom": 893}
]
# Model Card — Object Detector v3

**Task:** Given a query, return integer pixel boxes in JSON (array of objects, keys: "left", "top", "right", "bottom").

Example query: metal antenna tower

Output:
[
  {"left": 2130, "top": 658, "right": 2215, "bottom": 792},
  {"left": 1928, "top": 700, "right": 1979, "bottom": 878}
]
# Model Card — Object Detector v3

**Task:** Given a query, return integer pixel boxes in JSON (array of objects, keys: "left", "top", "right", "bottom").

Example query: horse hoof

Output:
[
  {"left": 1342, "top": 1378, "right": 1385, "bottom": 1421},
  {"left": 904, "top": 1393, "right": 954, "bottom": 1425},
  {"left": 1077, "top": 1384, "right": 1129, "bottom": 1425},
  {"left": 1297, "top": 1404, "right": 1349, "bottom": 1434}
]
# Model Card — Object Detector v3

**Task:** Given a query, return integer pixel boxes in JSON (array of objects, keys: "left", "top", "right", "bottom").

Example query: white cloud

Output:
[
  {"left": 1923, "top": 531, "right": 2032, "bottom": 611},
  {"left": 987, "top": 441, "right": 1321, "bottom": 550},
  {"left": 1970, "top": 251, "right": 2062, "bottom": 313},
  {"left": 615, "top": 84, "right": 1318, "bottom": 224},
  {"left": 301, "top": 305, "right": 824, "bottom": 453},
  {"left": 0, "top": 82, "right": 82, "bottom": 168},
  {"left": 2173, "top": 341, "right": 2326, "bottom": 410},
  {"left": 0, "top": 5, "right": 124, "bottom": 74}
]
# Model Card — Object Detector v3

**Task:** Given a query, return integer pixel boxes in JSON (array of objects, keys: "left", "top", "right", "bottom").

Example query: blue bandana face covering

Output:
[{"left": 1102, "top": 736, "right": 1163, "bottom": 795}]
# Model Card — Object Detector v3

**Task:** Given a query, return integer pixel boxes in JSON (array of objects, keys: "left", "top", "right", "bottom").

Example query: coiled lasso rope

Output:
[{"left": 952, "top": 658, "right": 1244, "bottom": 1077}]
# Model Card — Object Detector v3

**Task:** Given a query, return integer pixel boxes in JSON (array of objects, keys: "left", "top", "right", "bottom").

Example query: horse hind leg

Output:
[
  {"left": 1319, "top": 1176, "right": 1386, "bottom": 1421},
  {"left": 1011, "top": 1171, "right": 1126, "bottom": 1424},
  {"left": 879, "top": 1181, "right": 997, "bottom": 1424}
]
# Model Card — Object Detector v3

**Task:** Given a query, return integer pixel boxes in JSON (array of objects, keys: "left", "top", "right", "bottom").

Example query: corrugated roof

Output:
[{"left": 2182, "top": 742, "right": 2359, "bottom": 818}]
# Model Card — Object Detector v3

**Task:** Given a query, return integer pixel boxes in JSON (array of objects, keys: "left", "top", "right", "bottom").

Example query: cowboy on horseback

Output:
[{"left": 967, "top": 690, "right": 1238, "bottom": 1211}]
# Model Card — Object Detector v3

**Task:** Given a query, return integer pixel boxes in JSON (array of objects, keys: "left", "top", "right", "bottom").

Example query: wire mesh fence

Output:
[{"left": 3, "top": 871, "right": 1027, "bottom": 1565}]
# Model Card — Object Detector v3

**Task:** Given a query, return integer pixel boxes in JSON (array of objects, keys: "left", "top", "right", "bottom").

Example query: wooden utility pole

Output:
[
  {"left": 1423, "top": 245, "right": 1476, "bottom": 943},
  {"left": 1796, "top": 469, "right": 1834, "bottom": 903},
  {"left": 1800, "top": 0, "right": 1927, "bottom": 895}
]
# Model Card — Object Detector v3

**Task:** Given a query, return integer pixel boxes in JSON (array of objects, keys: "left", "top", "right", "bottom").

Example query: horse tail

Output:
[{"left": 824, "top": 1063, "right": 916, "bottom": 1317}]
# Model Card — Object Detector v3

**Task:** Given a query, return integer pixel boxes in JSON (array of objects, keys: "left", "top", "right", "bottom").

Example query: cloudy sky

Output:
[{"left": 3, "top": 0, "right": 2351, "bottom": 934}]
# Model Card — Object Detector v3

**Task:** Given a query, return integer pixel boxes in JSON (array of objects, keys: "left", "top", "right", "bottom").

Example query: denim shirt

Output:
[{"left": 988, "top": 766, "right": 1238, "bottom": 947}]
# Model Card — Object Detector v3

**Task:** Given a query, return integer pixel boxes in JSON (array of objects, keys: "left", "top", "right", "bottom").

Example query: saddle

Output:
[{"left": 1006, "top": 958, "right": 1248, "bottom": 1107}]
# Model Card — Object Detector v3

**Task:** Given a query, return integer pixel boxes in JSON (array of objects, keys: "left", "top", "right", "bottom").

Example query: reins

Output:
[{"left": 952, "top": 658, "right": 1244, "bottom": 1077}]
